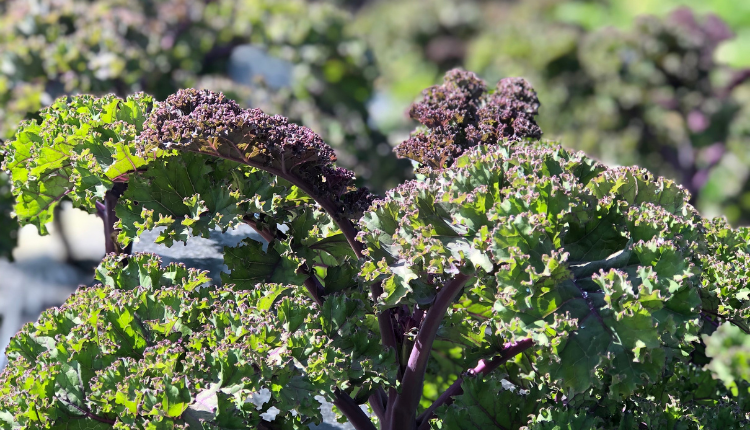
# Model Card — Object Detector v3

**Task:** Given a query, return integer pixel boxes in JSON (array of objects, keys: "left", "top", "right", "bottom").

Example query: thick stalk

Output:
[
  {"left": 372, "top": 281, "right": 398, "bottom": 351},
  {"left": 333, "top": 389, "right": 377, "bottom": 430},
  {"left": 384, "top": 274, "right": 470, "bottom": 430},
  {"left": 368, "top": 388, "right": 387, "bottom": 423},
  {"left": 415, "top": 338, "right": 534, "bottom": 430}
]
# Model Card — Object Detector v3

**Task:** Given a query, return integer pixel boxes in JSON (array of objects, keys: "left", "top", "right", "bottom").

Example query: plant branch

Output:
[
  {"left": 415, "top": 337, "right": 534, "bottom": 430},
  {"left": 372, "top": 280, "right": 399, "bottom": 421},
  {"left": 368, "top": 388, "right": 387, "bottom": 423},
  {"left": 55, "top": 396, "right": 116, "bottom": 425},
  {"left": 372, "top": 281, "right": 398, "bottom": 349},
  {"left": 333, "top": 389, "right": 376, "bottom": 430},
  {"left": 243, "top": 216, "right": 275, "bottom": 243},
  {"left": 96, "top": 182, "right": 131, "bottom": 255},
  {"left": 385, "top": 273, "right": 470, "bottom": 429},
  {"left": 701, "top": 308, "right": 750, "bottom": 334},
  {"left": 303, "top": 276, "right": 325, "bottom": 307}
]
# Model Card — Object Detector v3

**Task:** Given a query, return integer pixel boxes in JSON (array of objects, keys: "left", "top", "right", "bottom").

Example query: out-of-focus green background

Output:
[{"left": 356, "top": 0, "right": 750, "bottom": 221}]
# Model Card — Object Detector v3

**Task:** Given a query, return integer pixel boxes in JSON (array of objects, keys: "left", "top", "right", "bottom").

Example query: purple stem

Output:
[
  {"left": 243, "top": 217, "right": 275, "bottom": 243},
  {"left": 415, "top": 338, "right": 534, "bottom": 430},
  {"left": 96, "top": 182, "right": 130, "bottom": 255},
  {"left": 701, "top": 311, "right": 720, "bottom": 328},
  {"left": 384, "top": 273, "right": 470, "bottom": 430},
  {"left": 333, "top": 389, "right": 377, "bottom": 430},
  {"left": 303, "top": 276, "right": 325, "bottom": 307},
  {"left": 368, "top": 388, "right": 387, "bottom": 422},
  {"left": 56, "top": 396, "right": 116, "bottom": 425}
]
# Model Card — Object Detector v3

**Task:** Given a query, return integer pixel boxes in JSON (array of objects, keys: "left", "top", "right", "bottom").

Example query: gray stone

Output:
[{"left": 132, "top": 224, "right": 263, "bottom": 282}]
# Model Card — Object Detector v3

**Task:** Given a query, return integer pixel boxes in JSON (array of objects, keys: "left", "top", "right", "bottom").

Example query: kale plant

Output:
[{"left": 2, "top": 70, "right": 750, "bottom": 429}]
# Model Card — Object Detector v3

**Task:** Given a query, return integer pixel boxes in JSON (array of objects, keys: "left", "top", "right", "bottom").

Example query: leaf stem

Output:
[
  {"left": 372, "top": 280, "right": 399, "bottom": 420},
  {"left": 333, "top": 389, "right": 376, "bottom": 430},
  {"left": 372, "top": 281, "right": 398, "bottom": 350},
  {"left": 384, "top": 273, "right": 470, "bottom": 430},
  {"left": 701, "top": 308, "right": 750, "bottom": 334},
  {"left": 243, "top": 216, "right": 275, "bottom": 243},
  {"left": 55, "top": 396, "right": 116, "bottom": 425},
  {"left": 415, "top": 338, "right": 534, "bottom": 429},
  {"left": 303, "top": 276, "right": 325, "bottom": 307}
]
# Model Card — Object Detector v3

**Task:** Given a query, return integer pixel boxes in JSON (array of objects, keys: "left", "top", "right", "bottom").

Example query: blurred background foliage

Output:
[{"left": 4, "top": 0, "right": 750, "bottom": 260}]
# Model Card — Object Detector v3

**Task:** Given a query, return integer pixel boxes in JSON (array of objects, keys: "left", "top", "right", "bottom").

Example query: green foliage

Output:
[
  {"left": 360, "top": 139, "right": 710, "bottom": 403},
  {"left": 0, "top": 253, "right": 393, "bottom": 429},
  {"left": 4, "top": 72, "right": 750, "bottom": 429},
  {"left": 704, "top": 322, "right": 750, "bottom": 393},
  {"left": 431, "top": 377, "right": 543, "bottom": 429},
  {"left": 1, "top": 94, "right": 153, "bottom": 235}
]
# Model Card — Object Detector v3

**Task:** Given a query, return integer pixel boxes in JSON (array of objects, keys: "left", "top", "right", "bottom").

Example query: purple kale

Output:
[
  {"left": 395, "top": 70, "right": 542, "bottom": 169},
  {"left": 408, "top": 69, "right": 486, "bottom": 128},
  {"left": 141, "top": 88, "right": 373, "bottom": 219},
  {"left": 668, "top": 7, "right": 733, "bottom": 70}
]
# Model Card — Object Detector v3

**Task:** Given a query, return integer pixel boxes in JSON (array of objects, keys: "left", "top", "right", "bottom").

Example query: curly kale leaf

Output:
[
  {"left": 140, "top": 89, "right": 374, "bottom": 222},
  {"left": 0, "top": 253, "right": 395, "bottom": 429},
  {"left": 1, "top": 94, "right": 153, "bottom": 234}
]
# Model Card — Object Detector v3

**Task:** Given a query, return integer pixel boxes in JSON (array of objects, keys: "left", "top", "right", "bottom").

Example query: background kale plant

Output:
[{"left": 2, "top": 70, "right": 750, "bottom": 429}]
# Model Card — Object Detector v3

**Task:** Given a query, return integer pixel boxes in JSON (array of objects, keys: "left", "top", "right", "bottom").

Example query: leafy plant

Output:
[
  {"left": 527, "top": 8, "right": 750, "bottom": 222},
  {"left": 2, "top": 70, "right": 750, "bottom": 429}
]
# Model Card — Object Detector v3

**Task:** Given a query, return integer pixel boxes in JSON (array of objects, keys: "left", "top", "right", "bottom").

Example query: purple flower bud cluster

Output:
[
  {"left": 141, "top": 88, "right": 373, "bottom": 218},
  {"left": 395, "top": 69, "right": 542, "bottom": 169}
]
